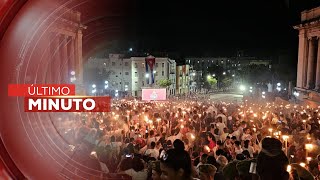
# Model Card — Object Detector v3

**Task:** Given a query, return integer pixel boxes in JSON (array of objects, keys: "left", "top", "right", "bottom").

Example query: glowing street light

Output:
[
  {"left": 145, "top": 73, "right": 149, "bottom": 78},
  {"left": 239, "top": 85, "right": 246, "bottom": 91},
  {"left": 92, "top": 84, "right": 96, "bottom": 88},
  {"left": 129, "top": 47, "right": 133, "bottom": 52},
  {"left": 232, "top": 74, "right": 235, "bottom": 77},
  {"left": 223, "top": 72, "right": 226, "bottom": 75},
  {"left": 277, "top": 83, "right": 281, "bottom": 86}
]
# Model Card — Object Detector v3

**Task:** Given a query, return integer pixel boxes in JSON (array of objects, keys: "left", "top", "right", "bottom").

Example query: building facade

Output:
[
  {"left": 176, "top": 65, "right": 190, "bottom": 94},
  {"left": 186, "top": 57, "right": 229, "bottom": 70},
  {"left": 85, "top": 54, "right": 177, "bottom": 97},
  {"left": 294, "top": 6, "right": 320, "bottom": 106}
]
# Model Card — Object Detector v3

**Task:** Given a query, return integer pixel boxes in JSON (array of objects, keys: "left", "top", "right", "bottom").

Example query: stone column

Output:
[
  {"left": 307, "top": 38, "right": 315, "bottom": 89},
  {"left": 68, "top": 36, "right": 75, "bottom": 74},
  {"left": 75, "top": 29, "right": 83, "bottom": 84},
  {"left": 316, "top": 38, "right": 320, "bottom": 89},
  {"left": 51, "top": 34, "right": 61, "bottom": 83},
  {"left": 297, "top": 32, "right": 308, "bottom": 88},
  {"left": 61, "top": 35, "right": 68, "bottom": 83},
  {"left": 45, "top": 33, "right": 54, "bottom": 83}
]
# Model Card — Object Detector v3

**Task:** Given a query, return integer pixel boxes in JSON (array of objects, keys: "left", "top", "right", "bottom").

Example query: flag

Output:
[{"left": 145, "top": 55, "right": 155, "bottom": 84}]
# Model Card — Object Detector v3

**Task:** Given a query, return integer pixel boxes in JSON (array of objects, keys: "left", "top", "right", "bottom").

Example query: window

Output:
[
  {"left": 125, "top": 82, "right": 129, "bottom": 85},
  {"left": 142, "top": 81, "right": 144, "bottom": 86},
  {"left": 156, "top": 63, "right": 158, "bottom": 67},
  {"left": 135, "top": 72, "right": 138, "bottom": 77},
  {"left": 125, "top": 62, "right": 129, "bottom": 66},
  {"left": 125, "top": 72, "right": 129, "bottom": 75},
  {"left": 134, "top": 63, "right": 137, "bottom": 68},
  {"left": 135, "top": 81, "right": 138, "bottom": 84},
  {"left": 112, "top": 62, "right": 115, "bottom": 66},
  {"left": 162, "top": 71, "right": 164, "bottom": 76},
  {"left": 162, "top": 63, "right": 164, "bottom": 68}
]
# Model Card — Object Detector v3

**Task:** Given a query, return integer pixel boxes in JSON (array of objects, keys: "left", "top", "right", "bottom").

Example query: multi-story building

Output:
[
  {"left": 84, "top": 54, "right": 176, "bottom": 97},
  {"left": 185, "top": 57, "right": 230, "bottom": 71},
  {"left": 131, "top": 56, "right": 176, "bottom": 97},
  {"left": 176, "top": 65, "right": 190, "bottom": 94}
]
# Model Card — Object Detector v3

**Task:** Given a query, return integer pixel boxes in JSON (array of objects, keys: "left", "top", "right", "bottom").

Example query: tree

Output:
[
  {"left": 207, "top": 76, "right": 217, "bottom": 88},
  {"left": 157, "top": 79, "right": 172, "bottom": 88}
]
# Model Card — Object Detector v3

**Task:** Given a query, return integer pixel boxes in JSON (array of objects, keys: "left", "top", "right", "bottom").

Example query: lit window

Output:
[{"left": 162, "top": 71, "right": 164, "bottom": 76}]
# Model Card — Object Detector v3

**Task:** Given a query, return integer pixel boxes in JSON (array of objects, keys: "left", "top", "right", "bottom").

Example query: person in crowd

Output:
[
  {"left": 196, "top": 154, "right": 208, "bottom": 173},
  {"left": 243, "top": 140, "right": 254, "bottom": 158},
  {"left": 207, "top": 133, "right": 216, "bottom": 150},
  {"left": 198, "top": 164, "right": 217, "bottom": 180},
  {"left": 119, "top": 156, "right": 148, "bottom": 180},
  {"left": 256, "top": 138, "right": 289, "bottom": 180},
  {"left": 160, "top": 148, "right": 194, "bottom": 180},
  {"left": 145, "top": 141, "right": 159, "bottom": 159},
  {"left": 148, "top": 161, "right": 162, "bottom": 180},
  {"left": 234, "top": 141, "right": 243, "bottom": 155}
]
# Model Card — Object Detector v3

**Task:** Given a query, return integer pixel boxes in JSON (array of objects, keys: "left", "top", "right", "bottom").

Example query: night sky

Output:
[{"left": 119, "top": 0, "right": 320, "bottom": 58}]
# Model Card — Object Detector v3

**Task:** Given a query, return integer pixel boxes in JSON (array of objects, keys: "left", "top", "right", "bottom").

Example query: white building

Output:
[
  {"left": 85, "top": 54, "right": 176, "bottom": 97},
  {"left": 131, "top": 56, "right": 176, "bottom": 97},
  {"left": 176, "top": 64, "right": 190, "bottom": 94}
]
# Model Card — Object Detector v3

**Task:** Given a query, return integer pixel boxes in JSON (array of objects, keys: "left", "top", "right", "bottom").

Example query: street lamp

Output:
[
  {"left": 223, "top": 72, "right": 226, "bottom": 75},
  {"left": 129, "top": 48, "right": 133, "bottom": 52},
  {"left": 92, "top": 84, "right": 96, "bottom": 88},
  {"left": 232, "top": 74, "right": 235, "bottom": 77},
  {"left": 277, "top": 83, "right": 281, "bottom": 86},
  {"left": 212, "top": 74, "right": 216, "bottom": 77},
  {"left": 145, "top": 73, "right": 149, "bottom": 78}
]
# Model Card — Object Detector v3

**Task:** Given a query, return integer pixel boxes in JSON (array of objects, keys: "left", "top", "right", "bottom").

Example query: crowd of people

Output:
[{"left": 57, "top": 98, "right": 320, "bottom": 179}]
